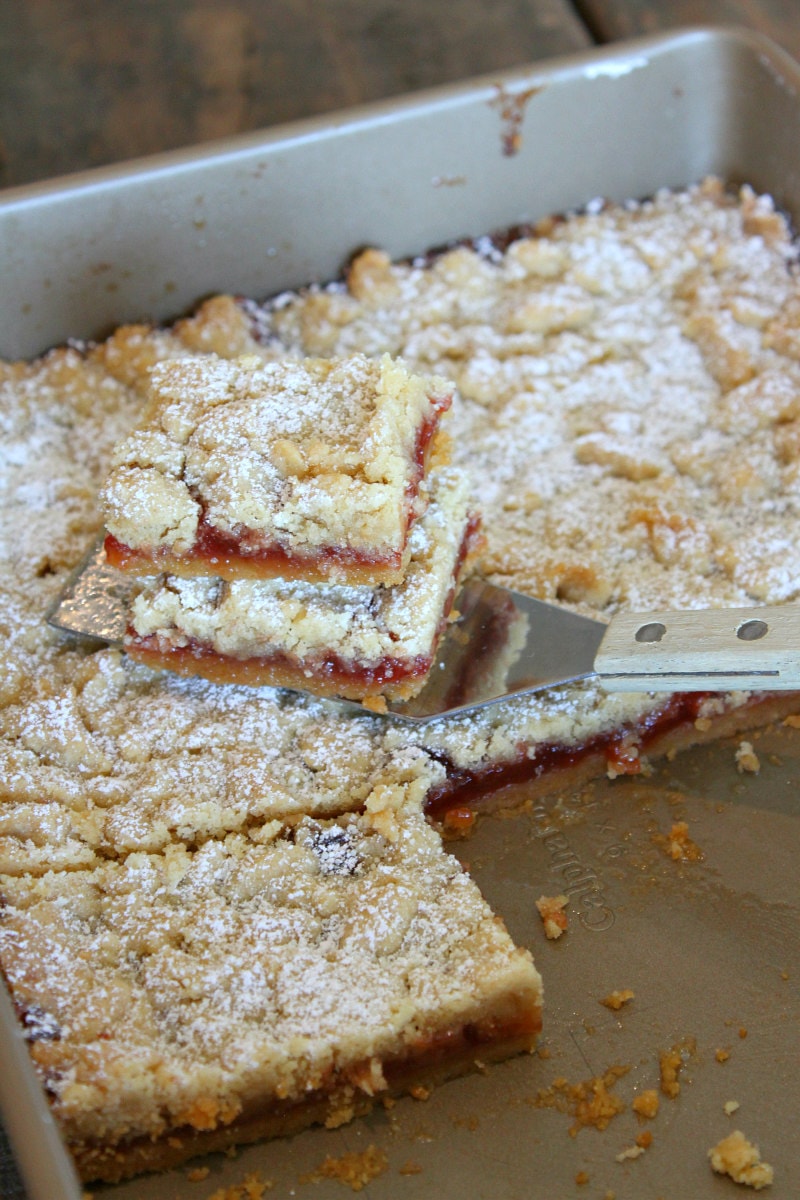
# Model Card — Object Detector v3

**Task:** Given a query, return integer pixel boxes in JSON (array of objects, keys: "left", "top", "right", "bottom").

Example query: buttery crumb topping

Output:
[{"left": 102, "top": 352, "right": 453, "bottom": 576}]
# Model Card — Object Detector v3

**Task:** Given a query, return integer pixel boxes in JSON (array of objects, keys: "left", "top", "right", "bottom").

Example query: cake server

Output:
[{"left": 47, "top": 537, "right": 800, "bottom": 723}]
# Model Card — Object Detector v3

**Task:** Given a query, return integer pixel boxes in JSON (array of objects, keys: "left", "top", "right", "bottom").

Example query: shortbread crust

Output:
[
  {"left": 1, "top": 180, "right": 800, "bottom": 1182},
  {"left": 102, "top": 352, "right": 453, "bottom": 585},
  {"left": 125, "top": 467, "right": 482, "bottom": 701}
]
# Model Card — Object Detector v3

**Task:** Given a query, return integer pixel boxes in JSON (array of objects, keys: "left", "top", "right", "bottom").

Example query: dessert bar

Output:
[
  {"left": 102, "top": 352, "right": 453, "bottom": 586},
  {"left": 125, "top": 466, "right": 482, "bottom": 702},
  {"left": 0, "top": 802, "right": 541, "bottom": 1182}
]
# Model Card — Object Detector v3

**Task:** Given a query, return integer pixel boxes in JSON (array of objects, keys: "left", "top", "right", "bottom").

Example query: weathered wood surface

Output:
[
  {"left": 0, "top": 0, "right": 590, "bottom": 189},
  {"left": 576, "top": 0, "right": 800, "bottom": 59}
]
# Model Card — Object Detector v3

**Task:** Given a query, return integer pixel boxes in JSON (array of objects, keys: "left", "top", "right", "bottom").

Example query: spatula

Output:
[{"left": 46, "top": 538, "right": 800, "bottom": 723}]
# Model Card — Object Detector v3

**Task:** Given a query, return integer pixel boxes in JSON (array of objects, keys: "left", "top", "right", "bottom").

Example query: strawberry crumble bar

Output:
[
  {"left": 102, "top": 352, "right": 453, "bottom": 586},
  {"left": 0, "top": 801, "right": 541, "bottom": 1182},
  {"left": 125, "top": 466, "right": 482, "bottom": 702}
]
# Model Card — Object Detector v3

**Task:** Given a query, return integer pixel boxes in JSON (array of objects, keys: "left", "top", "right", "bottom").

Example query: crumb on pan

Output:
[
  {"left": 536, "top": 894, "right": 569, "bottom": 939},
  {"left": 631, "top": 1089, "right": 660, "bottom": 1119},
  {"left": 709, "top": 1130, "right": 774, "bottom": 1190},
  {"left": 615, "top": 1144, "right": 646, "bottom": 1162},
  {"left": 600, "top": 989, "right": 635, "bottom": 1011},
  {"left": 659, "top": 1037, "right": 696, "bottom": 1098},
  {"left": 654, "top": 821, "right": 703, "bottom": 862},
  {"left": 736, "top": 740, "right": 761, "bottom": 773},
  {"left": 301, "top": 1146, "right": 389, "bottom": 1192},
  {"left": 206, "top": 1172, "right": 273, "bottom": 1200},
  {"left": 533, "top": 1065, "right": 630, "bottom": 1135}
]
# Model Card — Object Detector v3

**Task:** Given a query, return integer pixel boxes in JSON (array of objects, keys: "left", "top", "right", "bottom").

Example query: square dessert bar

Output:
[
  {"left": 102, "top": 352, "right": 453, "bottom": 586},
  {"left": 0, "top": 803, "right": 542, "bottom": 1183},
  {"left": 124, "top": 466, "right": 483, "bottom": 703}
]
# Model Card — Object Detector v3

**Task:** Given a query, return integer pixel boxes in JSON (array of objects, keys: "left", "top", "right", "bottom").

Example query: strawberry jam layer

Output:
[
  {"left": 105, "top": 530, "right": 407, "bottom": 585},
  {"left": 424, "top": 691, "right": 718, "bottom": 819},
  {"left": 126, "top": 513, "right": 481, "bottom": 702},
  {"left": 105, "top": 399, "right": 450, "bottom": 585},
  {"left": 127, "top": 637, "right": 435, "bottom": 701}
]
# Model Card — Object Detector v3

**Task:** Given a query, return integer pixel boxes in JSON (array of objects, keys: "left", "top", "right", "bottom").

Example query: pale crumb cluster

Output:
[
  {"left": 615, "top": 1143, "right": 645, "bottom": 1162},
  {"left": 736, "top": 739, "right": 761, "bottom": 773},
  {"left": 709, "top": 1130, "right": 774, "bottom": 1190}
]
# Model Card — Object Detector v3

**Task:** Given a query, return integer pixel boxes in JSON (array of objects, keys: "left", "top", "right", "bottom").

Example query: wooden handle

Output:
[{"left": 595, "top": 605, "right": 800, "bottom": 692}]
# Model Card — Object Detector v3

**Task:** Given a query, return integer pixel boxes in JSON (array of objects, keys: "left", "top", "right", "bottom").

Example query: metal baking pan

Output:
[{"left": 1, "top": 25, "right": 799, "bottom": 1200}]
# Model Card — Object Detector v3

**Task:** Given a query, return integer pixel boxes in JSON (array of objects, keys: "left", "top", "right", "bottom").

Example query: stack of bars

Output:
[{"left": 101, "top": 351, "right": 484, "bottom": 706}]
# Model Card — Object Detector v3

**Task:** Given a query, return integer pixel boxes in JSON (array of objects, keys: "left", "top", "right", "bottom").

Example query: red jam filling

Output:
[
  {"left": 125, "top": 514, "right": 480, "bottom": 697},
  {"left": 424, "top": 691, "right": 718, "bottom": 820}
]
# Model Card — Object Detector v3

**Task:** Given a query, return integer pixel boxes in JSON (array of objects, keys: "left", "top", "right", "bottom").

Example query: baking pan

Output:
[{"left": 1, "top": 24, "right": 799, "bottom": 1200}]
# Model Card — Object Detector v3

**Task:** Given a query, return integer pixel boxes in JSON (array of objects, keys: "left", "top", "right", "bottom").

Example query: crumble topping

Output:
[
  {"left": 269, "top": 180, "right": 800, "bottom": 616},
  {"left": 102, "top": 352, "right": 453, "bottom": 580}
]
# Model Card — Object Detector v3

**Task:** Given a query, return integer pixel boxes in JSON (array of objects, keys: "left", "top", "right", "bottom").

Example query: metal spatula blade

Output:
[{"left": 46, "top": 539, "right": 800, "bottom": 724}]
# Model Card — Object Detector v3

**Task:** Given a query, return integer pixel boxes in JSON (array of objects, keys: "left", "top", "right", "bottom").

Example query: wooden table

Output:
[
  {"left": 0, "top": 0, "right": 796, "bottom": 190},
  {"left": 0, "top": 1, "right": 796, "bottom": 1197}
]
